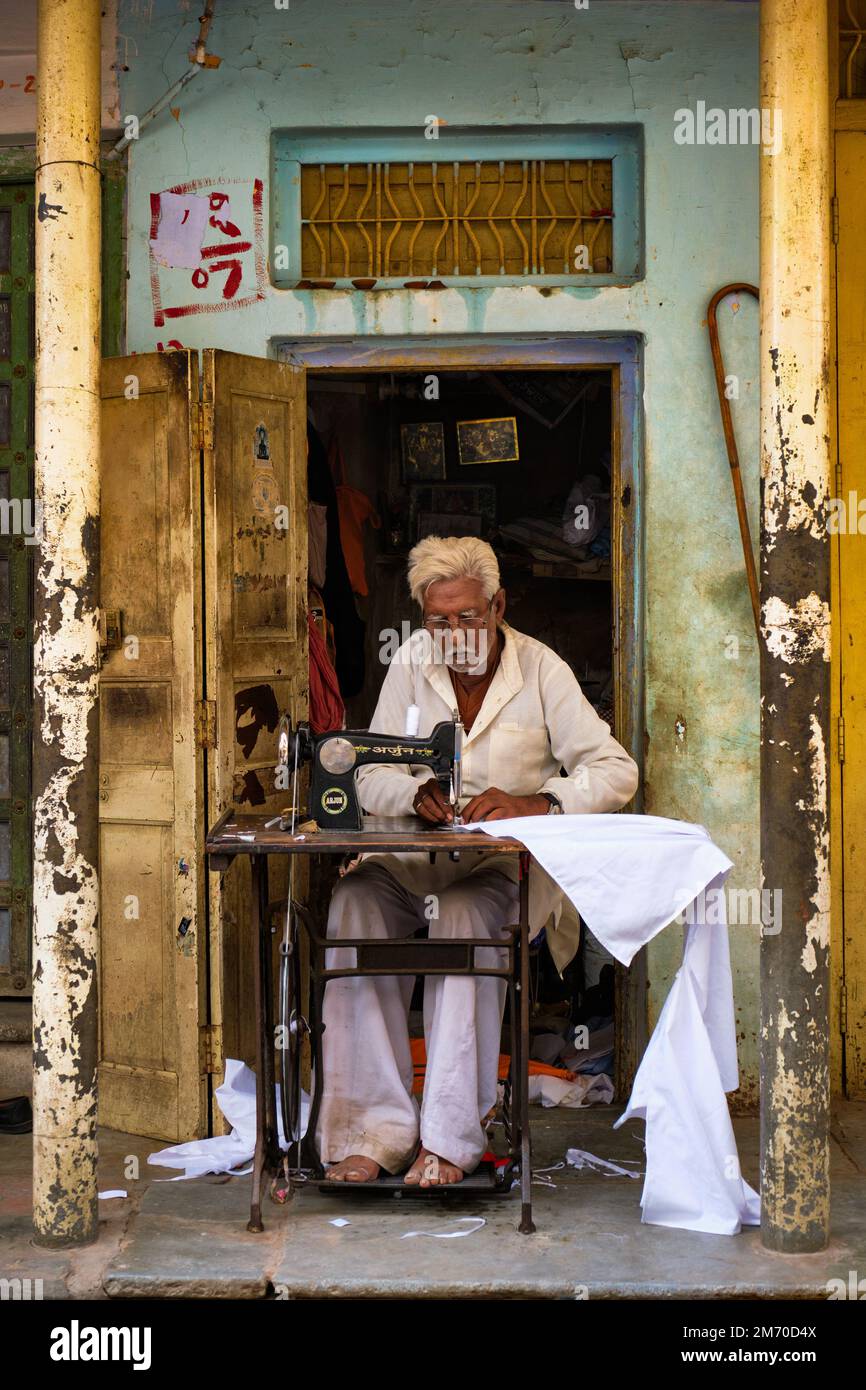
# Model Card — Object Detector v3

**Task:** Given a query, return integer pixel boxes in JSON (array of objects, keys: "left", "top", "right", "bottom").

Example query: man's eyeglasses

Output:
[{"left": 422, "top": 599, "right": 494, "bottom": 632}]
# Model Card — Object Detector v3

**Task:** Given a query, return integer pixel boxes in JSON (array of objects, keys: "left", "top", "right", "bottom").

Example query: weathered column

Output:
[
  {"left": 759, "top": 0, "right": 831, "bottom": 1252},
  {"left": 32, "top": 0, "right": 102, "bottom": 1246}
]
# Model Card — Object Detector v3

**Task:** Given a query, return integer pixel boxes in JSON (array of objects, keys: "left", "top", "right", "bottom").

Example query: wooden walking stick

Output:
[{"left": 707, "top": 283, "right": 761, "bottom": 640}]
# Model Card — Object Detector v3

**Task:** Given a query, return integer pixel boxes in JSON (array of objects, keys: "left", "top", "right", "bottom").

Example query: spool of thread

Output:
[{"left": 404, "top": 704, "right": 421, "bottom": 737}]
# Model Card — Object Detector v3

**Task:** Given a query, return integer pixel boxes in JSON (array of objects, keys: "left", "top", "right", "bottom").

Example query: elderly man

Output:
[{"left": 317, "top": 536, "right": 639, "bottom": 1186}]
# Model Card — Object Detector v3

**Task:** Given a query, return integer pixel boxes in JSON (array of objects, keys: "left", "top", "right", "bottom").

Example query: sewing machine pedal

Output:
[{"left": 317, "top": 1155, "right": 516, "bottom": 1196}]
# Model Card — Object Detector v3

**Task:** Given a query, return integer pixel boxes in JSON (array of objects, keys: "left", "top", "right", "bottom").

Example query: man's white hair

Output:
[{"left": 407, "top": 535, "right": 501, "bottom": 606}]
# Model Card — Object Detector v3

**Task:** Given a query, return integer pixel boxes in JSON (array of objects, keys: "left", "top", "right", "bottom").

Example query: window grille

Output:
[
  {"left": 840, "top": 0, "right": 866, "bottom": 97},
  {"left": 299, "top": 158, "right": 613, "bottom": 281}
]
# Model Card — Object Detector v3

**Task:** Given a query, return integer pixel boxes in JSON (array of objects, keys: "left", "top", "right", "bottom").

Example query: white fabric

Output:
[
  {"left": 400, "top": 1217, "right": 486, "bottom": 1239},
  {"left": 316, "top": 862, "right": 517, "bottom": 1174},
  {"left": 353, "top": 623, "right": 639, "bottom": 948},
  {"left": 528, "top": 1072, "right": 614, "bottom": 1108},
  {"left": 463, "top": 812, "right": 762, "bottom": 1235},
  {"left": 566, "top": 1148, "right": 642, "bottom": 1180},
  {"left": 148, "top": 1058, "right": 310, "bottom": 1180}
]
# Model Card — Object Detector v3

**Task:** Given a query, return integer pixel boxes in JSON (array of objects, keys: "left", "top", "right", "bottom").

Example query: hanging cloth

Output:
[
  {"left": 308, "top": 607, "right": 345, "bottom": 735},
  {"left": 308, "top": 424, "right": 366, "bottom": 698},
  {"left": 328, "top": 435, "right": 380, "bottom": 597},
  {"left": 308, "top": 583, "right": 338, "bottom": 670},
  {"left": 308, "top": 501, "right": 328, "bottom": 590},
  {"left": 461, "top": 812, "right": 762, "bottom": 1236}
]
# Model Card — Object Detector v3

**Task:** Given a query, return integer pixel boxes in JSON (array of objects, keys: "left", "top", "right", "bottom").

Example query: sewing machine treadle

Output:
[{"left": 205, "top": 809, "right": 536, "bottom": 1235}]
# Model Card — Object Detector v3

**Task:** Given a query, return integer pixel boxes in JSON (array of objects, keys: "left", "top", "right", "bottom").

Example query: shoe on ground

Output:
[{"left": 0, "top": 1095, "right": 32, "bottom": 1134}]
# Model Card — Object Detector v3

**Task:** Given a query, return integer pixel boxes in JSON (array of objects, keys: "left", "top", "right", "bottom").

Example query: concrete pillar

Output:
[
  {"left": 759, "top": 0, "right": 832, "bottom": 1252},
  {"left": 32, "top": 0, "right": 102, "bottom": 1247}
]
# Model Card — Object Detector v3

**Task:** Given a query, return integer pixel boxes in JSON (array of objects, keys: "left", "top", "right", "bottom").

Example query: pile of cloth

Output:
[
  {"left": 525, "top": 1013, "right": 615, "bottom": 1107},
  {"left": 408, "top": 1035, "right": 614, "bottom": 1109}
]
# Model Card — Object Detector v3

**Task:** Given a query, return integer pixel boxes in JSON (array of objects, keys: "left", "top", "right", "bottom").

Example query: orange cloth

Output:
[
  {"left": 409, "top": 1036, "right": 574, "bottom": 1097},
  {"left": 307, "top": 610, "right": 345, "bottom": 735},
  {"left": 328, "top": 437, "right": 380, "bottom": 597}
]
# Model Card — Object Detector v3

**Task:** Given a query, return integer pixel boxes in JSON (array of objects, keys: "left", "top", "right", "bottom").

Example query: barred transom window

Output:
[
  {"left": 300, "top": 159, "right": 613, "bottom": 281},
  {"left": 271, "top": 128, "right": 641, "bottom": 289}
]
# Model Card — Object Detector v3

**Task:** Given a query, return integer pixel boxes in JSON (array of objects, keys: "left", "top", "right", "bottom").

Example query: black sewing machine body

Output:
[{"left": 277, "top": 717, "right": 461, "bottom": 830}]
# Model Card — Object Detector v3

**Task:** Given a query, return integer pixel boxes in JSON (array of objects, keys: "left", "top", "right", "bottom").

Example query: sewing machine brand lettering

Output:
[
  {"left": 321, "top": 788, "right": 350, "bottom": 815},
  {"left": 369, "top": 744, "right": 435, "bottom": 757},
  {"left": 320, "top": 741, "right": 436, "bottom": 757}
]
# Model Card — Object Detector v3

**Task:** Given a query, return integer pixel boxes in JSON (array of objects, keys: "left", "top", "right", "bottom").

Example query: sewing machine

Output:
[
  {"left": 205, "top": 709, "right": 539, "bottom": 1237},
  {"left": 275, "top": 714, "right": 463, "bottom": 831}
]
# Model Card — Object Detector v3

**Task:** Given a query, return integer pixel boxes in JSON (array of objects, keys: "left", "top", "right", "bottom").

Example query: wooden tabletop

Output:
[{"left": 205, "top": 809, "right": 527, "bottom": 859}]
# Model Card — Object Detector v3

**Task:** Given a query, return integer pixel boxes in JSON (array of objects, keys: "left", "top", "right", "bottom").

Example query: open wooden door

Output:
[
  {"left": 98, "top": 348, "right": 307, "bottom": 1138},
  {"left": 202, "top": 351, "right": 308, "bottom": 1089},
  {"left": 98, "top": 352, "right": 205, "bottom": 1140}
]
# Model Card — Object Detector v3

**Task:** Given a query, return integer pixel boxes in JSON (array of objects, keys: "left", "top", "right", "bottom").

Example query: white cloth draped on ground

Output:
[
  {"left": 148, "top": 1059, "right": 310, "bottom": 1180},
  {"left": 462, "top": 812, "right": 762, "bottom": 1236}
]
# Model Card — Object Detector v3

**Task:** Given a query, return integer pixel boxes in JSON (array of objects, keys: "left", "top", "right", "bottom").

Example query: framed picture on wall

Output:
[
  {"left": 401, "top": 421, "right": 446, "bottom": 482},
  {"left": 409, "top": 484, "right": 496, "bottom": 542},
  {"left": 456, "top": 416, "right": 519, "bottom": 465}
]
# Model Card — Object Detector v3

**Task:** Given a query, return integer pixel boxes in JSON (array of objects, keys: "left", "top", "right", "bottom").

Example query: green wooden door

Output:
[{"left": 0, "top": 184, "right": 34, "bottom": 996}]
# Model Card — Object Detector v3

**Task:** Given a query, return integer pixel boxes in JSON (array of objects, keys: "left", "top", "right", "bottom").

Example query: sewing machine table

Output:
[{"left": 205, "top": 811, "right": 536, "bottom": 1235}]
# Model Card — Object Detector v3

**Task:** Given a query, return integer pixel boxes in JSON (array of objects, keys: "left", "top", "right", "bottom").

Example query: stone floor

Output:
[{"left": 2, "top": 1101, "right": 865, "bottom": 1299}]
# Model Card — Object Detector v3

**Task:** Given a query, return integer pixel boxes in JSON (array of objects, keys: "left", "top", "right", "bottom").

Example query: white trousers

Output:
[{"left": 315, "top": 862, "right": 519, "bottom": 1174}]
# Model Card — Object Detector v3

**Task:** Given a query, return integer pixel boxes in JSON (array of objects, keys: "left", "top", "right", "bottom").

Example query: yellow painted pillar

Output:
[
  {"left": 759, "top": 0, "right": 832, "bottom": 1252},
  {"left": 32, "top": 0, "right": 102, "bottom": 1246}
]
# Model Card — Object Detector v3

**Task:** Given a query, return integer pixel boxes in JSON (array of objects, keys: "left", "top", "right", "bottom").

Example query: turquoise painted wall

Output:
[{"left": 118, "top": 0, "right": 761, "bottom": 1103}]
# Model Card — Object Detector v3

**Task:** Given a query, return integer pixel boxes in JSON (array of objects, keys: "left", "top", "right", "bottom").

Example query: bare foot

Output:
[
  {"left": 326, "top": 1154, "right": 381, "bottom": 1182},
  {"left": 403, "top": 1147, "right": 464, "bottom": 1187}
]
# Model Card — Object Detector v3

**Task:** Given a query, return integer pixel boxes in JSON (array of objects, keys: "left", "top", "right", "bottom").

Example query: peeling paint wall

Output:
[{"left": 117, "top": 0, "right": 761, "bottom": 1100}]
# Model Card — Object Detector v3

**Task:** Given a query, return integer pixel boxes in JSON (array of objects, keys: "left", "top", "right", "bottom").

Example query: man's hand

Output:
[
  {"left": 412, "top": 776, "right": 454, "bottom": 824},
  {"left": 460, "top": 788, "right": 550, "bottom": 822}
]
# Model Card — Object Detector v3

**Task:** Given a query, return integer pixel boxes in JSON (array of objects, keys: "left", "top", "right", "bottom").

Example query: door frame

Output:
[
  {"left": 274, "top": 331, "right": 647, "bottom": 1088},
  {"left": 831, "top": 100, "right": 866, "bottom": 1098}
]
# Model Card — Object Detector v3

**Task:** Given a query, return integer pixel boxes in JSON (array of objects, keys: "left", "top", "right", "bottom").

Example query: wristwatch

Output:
[{"left": 540, "top": 791, "right": 563, "bottom": 814}]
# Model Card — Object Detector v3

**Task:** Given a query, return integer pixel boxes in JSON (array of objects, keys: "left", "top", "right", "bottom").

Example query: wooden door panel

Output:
[
  {"left": 98, "top": 352, "right": 204, "bottom": 1140},
  {"left": 203, "top": 351, "right": 308, "bottom": 1080},
  {"left": 99, "top": 821, "right": 174, "bottom": 1070}
]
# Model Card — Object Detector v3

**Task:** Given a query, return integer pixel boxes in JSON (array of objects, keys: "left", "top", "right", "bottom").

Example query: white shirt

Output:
[{"left": 354, "top": 622, "right": 640, "bottom": 951}]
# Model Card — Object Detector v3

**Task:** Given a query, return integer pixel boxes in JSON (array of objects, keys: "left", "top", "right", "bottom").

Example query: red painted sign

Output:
[{"left": 148, "top": 177, "right": 266, "bottom": 326}]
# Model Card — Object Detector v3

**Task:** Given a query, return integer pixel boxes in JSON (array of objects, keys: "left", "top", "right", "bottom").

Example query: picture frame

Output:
[
  {"left": 408, "top": 484, "right": 497, "bottom": 542},
  {"left": 456, "top": 416, "right": 519, "bottom": 465},
  {"left": 400, "top": 421, "right": 446, "bottom": 482}
]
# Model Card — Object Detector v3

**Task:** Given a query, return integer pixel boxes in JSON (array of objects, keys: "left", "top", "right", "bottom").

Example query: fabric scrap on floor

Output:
[
  {"left": 148, "top": 1058, "right": 310, "bottom": 1180},
  {"left": 566, "top": 1147, "right": 642, "bottom": 1180},
  {"left": 400, "top": 1216, "right": 485, "bottom": 1239}
]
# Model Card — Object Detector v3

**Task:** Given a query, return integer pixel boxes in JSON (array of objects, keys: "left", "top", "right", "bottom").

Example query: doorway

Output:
[{"left": 282, "top": 333, "right": 644, "bottom": 1093}]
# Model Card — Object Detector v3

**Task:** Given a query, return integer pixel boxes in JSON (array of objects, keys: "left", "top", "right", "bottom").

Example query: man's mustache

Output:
[{"left": 432, "top": 630, "right": 490, "bottom": 668}]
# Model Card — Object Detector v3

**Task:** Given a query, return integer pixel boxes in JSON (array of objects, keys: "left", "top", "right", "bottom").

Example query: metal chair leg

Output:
[
  {"left": 248, "top": 854, "right": 268, "bottom": 1233},
  {"left": 249, "top": 854, "right": 281, "bottom": 1232}
]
